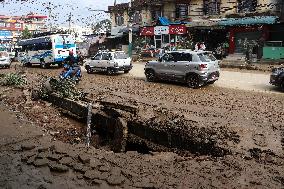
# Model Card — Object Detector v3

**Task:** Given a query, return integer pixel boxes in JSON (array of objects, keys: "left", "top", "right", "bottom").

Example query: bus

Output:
[{"left": 18, "top": 34, "right": 76, "bottom": 68}]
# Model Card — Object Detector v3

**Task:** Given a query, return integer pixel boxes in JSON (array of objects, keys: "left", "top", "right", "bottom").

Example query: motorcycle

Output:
[{"left": 59, "top": 63, "right": 82, "bottom": 84}]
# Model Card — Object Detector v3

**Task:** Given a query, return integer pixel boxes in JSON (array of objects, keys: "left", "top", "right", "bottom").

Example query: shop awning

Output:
[
  {"left": 108, "top": 26, "right": 126, "bottom": 38},
  {"left": 218, "top": 16, "right": 279, "bottom": 26},
  {"left": 118, "top": 25, "right": 140, "bottom": 33},
  {"left": 158, "top": 17, "right": 171, "bottom": 26}
]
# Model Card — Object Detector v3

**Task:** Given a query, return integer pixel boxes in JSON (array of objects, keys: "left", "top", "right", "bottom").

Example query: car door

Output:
[
  {"left": 101, "top": 53, "right": 111, "bottom": 69},
  {"left": 89, "top": 53, "right": 101, "bottom": 69},
  {"left": 157, "top": 53, "right": 175, "bottom": 79},
  {"left": 174, "top": 53, "right": 193, "bottom": 81},
  {"left": 163, "top": 52, "right": 181, "bottom": 81}
]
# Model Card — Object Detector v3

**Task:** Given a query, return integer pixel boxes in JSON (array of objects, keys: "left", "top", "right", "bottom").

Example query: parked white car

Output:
[
  {"left": 0, "top": 51, "right": 11, "bottom": 68},
  {"left": 84, "top": 51, "right": 132, "bottom": 75}
]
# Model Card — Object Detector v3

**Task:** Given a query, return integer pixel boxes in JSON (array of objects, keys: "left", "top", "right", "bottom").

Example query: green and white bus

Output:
[{"left": 18, "top": 34, "right": 76, "bottom": 68}]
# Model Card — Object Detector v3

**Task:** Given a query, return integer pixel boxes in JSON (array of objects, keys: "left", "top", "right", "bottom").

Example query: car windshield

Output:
[
  {"left": 114, "top": 52, "right": 128, "bottom": 59},
  {"left": 55, "top": 35, "right": 75, "bottom": 45},
  {"left": 198, "top": 53, "right": 214, "bottom": 62},
  {"left": 0, "top": 52, "right": 8, "bottom": 57}
]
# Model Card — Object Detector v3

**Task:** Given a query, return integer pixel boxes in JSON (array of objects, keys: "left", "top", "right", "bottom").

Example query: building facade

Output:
[
  {"left": 0, "top": 13, "right": 47, "bottom": 48},
  {"left": 108, "top": 0, "right": 284, "bottom": 58}
]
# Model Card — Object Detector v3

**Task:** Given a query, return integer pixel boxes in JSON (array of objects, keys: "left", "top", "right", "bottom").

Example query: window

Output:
[
  {"left": 132, "top": 11, "right": 142, "bottom": 24},
  {"left": 180, "top": 53, "right": 192, "bottom": 61},
  {"left": 204, "top": 0, "right": 220, "bottom": 15},
  {"left": 15, "top": 23, "right": 22, "bottom": 28},
  {"left": 176, "top": 4, "right": 189, "bottom": 19},
  {"left": 237, "top": 0, "right": 257, "bottom": 13},
  {"left": 102, "top": 53, "right": 111, "bottom": 60},
  {"left": 115, "top": 14, "right": 124, "bottom": 26},
  {"left": 94, "top": 53, "right": 101, "bottom": 60},
  {"left": 6, "top": 23, "right": 10, "bottom": 28},
  {"left": 151, "top": 7, "right": 162, "bottom": 21},
  {"left": 0, "top": 22, "right": 5, "bottom": 27},
  {"left": 114, "top": 52, "right": 128, "bottom": 59}
]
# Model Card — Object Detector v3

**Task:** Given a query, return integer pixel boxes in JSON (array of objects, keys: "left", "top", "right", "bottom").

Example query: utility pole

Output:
[
  {"left": 128, "top": 0, "right": 133, "bottom": 57},
  {"left": 68, "top": 12, "right": 72, "bottom": 34},
  {"left": 47, "top": 2, "right": 52, "bottom": 32}
]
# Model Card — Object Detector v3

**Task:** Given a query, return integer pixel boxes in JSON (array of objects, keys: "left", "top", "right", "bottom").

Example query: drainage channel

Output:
[{"left": 46, "top": 93, "right": 236, "bottom": 157}]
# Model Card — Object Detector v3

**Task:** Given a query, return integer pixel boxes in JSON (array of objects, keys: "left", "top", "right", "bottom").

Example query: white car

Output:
[
  {"left": 84, "top": 51, "right": 132, "bottom": 75},
  {"left": 0, "top": 51, "right": 11, "bottom": 68}
]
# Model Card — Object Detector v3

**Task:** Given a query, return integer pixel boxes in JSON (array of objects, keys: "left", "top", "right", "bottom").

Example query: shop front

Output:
[{"left": 140, "top": 24, "right": 187, "bottom": 49}]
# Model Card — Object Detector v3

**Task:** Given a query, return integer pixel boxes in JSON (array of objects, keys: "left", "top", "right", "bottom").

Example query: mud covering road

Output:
[{"left": 0, "top": 64, "right": 284, "bottom": 188}]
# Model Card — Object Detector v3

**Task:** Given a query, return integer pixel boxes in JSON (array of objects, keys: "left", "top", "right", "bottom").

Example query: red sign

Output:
[
  {"left": 140, "top": 27, "right": 154, "bottom": 36},
  {"left": 169, "top": 25, "right": 187, "bottom": 35}
]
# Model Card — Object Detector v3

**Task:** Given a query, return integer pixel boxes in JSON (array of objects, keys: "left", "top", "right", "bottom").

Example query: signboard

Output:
[
  {"left": 154, "top": 26, "right": 169, "bottom": 35},
  {"left": 0, "top": 31, "right": 13, "bottom": 40},
  {"left": 140, "top": 27, "right": 154, "bottom": 36},
  {"left": 169, "top": 25, "right": 187, "bottom": 35}
]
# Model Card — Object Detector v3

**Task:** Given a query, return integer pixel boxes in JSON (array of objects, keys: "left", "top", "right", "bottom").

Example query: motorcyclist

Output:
[{"left": 64, "top": 50, "right": 81, "bottom": 77}]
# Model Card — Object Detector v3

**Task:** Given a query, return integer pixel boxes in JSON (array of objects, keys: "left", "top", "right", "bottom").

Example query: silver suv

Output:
[{"left": 144, "top": 50, "right": 220, "bottom": 88}]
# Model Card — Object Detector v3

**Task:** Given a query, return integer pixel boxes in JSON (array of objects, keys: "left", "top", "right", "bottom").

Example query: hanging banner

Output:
[
  {"left": 169, "top": 25, "right": 187, "bottom": 35},
  {"left": 154, "top": 26, "right": 169, "bottom": 35},
  {"left": 140, "top": 27, "right": 154, "bottom": 36}
]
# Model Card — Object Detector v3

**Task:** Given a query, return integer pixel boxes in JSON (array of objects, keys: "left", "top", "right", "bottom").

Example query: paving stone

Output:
[
  {"left": 21, "top": 151, "right": 37, "bottom": 161},
  {"left": 21, "top": 143, "right": 36, "bottom": 151},
  {"left": 73, "top": 163, "right": 89, "bottom": 173},
  {"left": 90, "top": 158, "right": 103, "bottom": 168},
  {"left": 54, "top": 146, "right": 68, "bottom": 154},
  {"left": 107, "top": 175, "right": 125, "bottom": 185},
  {"left": 100, "top": 172, "right": 109, "bottom": 180},
  {"left": 37, "top": 152, "right": 48, "bottom": 159},
  {"left": 121, "top": 169, "right": 139, "bottom": 178},
  {"left": 99, "top": 165, "right": 111, "bottom": 172},
  {"left": 91, "top": 179, "right": 103, "bottom": 185},
  {"left": 26, "top": 156, "right": 36, "bottom": 165},
  {"left": 37, "top": 146, "right": 49, "bottom": 153},
  {"left": 47, "top": 153, "right": 62, "bottom": 161},
  {"left": 49, "top": 163, "right": 69, "bottom": 172},
  {"left": 33, "top": 158, "right": 49, "bottom": 167},
  {"left": 84, "top": 170, "right": 101, "bottom": 180},
  {"left": 110, "top": 167, "right": 121, "bottom": 176},
  {"left": 78, "top": 154, "right": 90, "bottom": 164},
  {"left": 59, "top": 156, "right": 74, "bottom": 166}
]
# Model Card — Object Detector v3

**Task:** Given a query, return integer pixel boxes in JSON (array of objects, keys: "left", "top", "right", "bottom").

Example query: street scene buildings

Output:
[{"left": 0, "top": 0, "right": 284, "bottom": 188}]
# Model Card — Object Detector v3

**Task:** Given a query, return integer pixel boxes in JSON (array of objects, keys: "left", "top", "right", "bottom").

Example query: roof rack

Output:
[{"left": 32, "top": 31, "right": 69, "bottom": 38}]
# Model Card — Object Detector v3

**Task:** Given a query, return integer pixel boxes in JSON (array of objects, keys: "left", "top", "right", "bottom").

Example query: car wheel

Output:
[
  {"left": 40, "top": 61, "right": 46, "bottom": 69},
  {"left": 207, "top": 81, "right": 216, "bottom": 85},
  {"left": 58, "top": 62, "right": 63, "bottom": 68},
  {"left": 186, "top": 74, "right": 200, "bottom": 89},
  {"left": 281, "top": 79, "right": 284, "bottom": 91},
  {"left": 124, "top": 70, "right": 130, "bottom": 74},
  {"left": 107, "top": 68, "right": 114, "bottom": 75},
  {"left": 86, "top": 66, "right": 92, "bottom": 74},
  {"left": 145, "top": 69, "right": 156, "bottom": 82}
]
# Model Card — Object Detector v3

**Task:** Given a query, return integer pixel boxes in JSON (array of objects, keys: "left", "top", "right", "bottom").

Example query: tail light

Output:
[{"left": 199, "top": 64, "right": 207, "bottom": 70}]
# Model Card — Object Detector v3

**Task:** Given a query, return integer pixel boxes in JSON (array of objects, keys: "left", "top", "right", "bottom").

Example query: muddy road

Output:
[
  {"left": 126, "top": 62, "right": 282, "bottom": 94},
  {"left": 0, "top": 64, "right": 284, "bottom": 188}
]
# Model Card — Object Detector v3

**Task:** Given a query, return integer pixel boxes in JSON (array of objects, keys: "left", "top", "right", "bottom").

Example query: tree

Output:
[
  {"left": 21, "top": 27, "right": 32, "bottom": 39},
  {"left": 92, "top": 19, "right": 111, "bottom": 34}
]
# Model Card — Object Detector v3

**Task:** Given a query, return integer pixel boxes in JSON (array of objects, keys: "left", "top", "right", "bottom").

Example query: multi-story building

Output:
[
  {"left": 108, "top": 0, "right": 284, "bottom": 57},
  {"left": 0, "top": 13, "right": 47, "bottom": 47}
]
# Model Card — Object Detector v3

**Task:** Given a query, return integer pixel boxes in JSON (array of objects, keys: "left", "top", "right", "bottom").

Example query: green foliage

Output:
[
  {"left": 92, "top": 19, "right": 111, "bottom": 34},
  {"left": 38, "top": 77, "right": 84, "bottom": 100},
  {"left": 21, "top": 27, "right": 32, "bottom": 39},
  {"left": 0, "top": 73, "right": 26, "bottom": 87}
]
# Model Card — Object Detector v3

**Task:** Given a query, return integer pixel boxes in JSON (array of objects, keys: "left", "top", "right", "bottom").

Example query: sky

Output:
[{"left": 1, "top": 0, "right": 129, "bottom": 27}]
